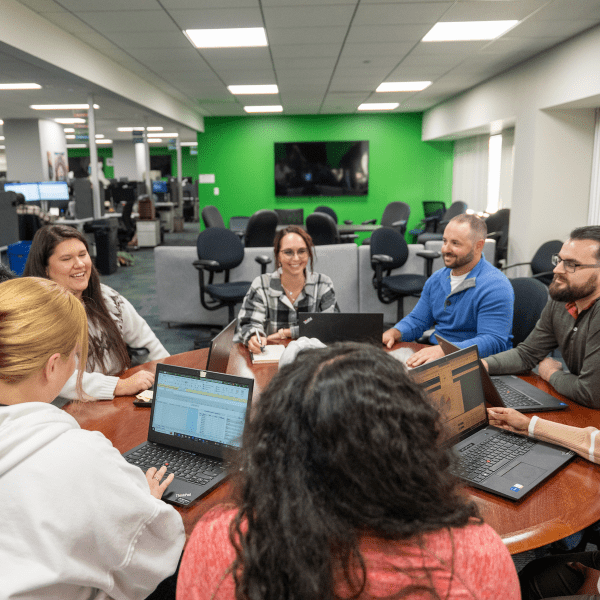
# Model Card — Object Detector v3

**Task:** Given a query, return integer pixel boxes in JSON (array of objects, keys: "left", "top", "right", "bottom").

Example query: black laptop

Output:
[
  {"left": 123, "top": 363, "right": 253, "bottom": 506},
  {"left": 435, "top": 335, "right": 567, "bottom": 412},
  {"left": 298, "top": 312, "right": 383, "bottom": 345},
  {"left": 206, "top": 318, "right": 237, "bottom": 373},
  {"left": 411, "top": 345, "right": 574, "bottom": 500}
]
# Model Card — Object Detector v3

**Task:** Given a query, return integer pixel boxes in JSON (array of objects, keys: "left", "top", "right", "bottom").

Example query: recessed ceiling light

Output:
[
  {"left": 67, "top": 144, "right": 87, "bottom": 148},
  {"left": 0, "top": 136, "right": 4, "bottom": 141},
  {"left": 228, "top": 84, "right": 278, "bottom": 95},
  {"left": 54, "top": 118, "right": 86, "bottom": 124},
  {"left": 0, "top": 120, "right": 3, "bottom": 125},
  {"left": 376, "top": 81, "right": 432, "bottom": 92},
  {"left": 95, "top": 134, "right": 104, "bottom": 138},
  {"left": 422, "top": 20, "right": 519, "bottom": 42},
  {"left": 117, "top": 127, "right": 145, "bottom": 132},
  {"left": 63, "top": 128, "right": 75, "bottom": 133},
  {"left": 31, "top": 104, "right": 99, "bottom": 110},
  {"left": 0, "top": 146, "right": 5, "bottom": 150},
  {"left": 244, "top": 105, "right": 283, "bottom": 113},
  {"left": 0, "top": 83, "right": 41, "bottom": 90},
  {"left": 96, "top": 139, "right": 112, "bottom": 144},
  {"left": 181, "top": 142, "right": 198, "bottom": 146},
  {"left": 148, "top": 132, "right": 178, "bottom": 137},
  {"left": 184, "top": 27, "right": 267, "bottom": 48},
  {"left": 148, "top": 138, "right": 163, "bottom": 143},
  {"left": 146, "top": 126, "right": 163, "bottom": 131},
  {"left": 65, "top": 135, "right": 75, "bottom": 139},
  {"left": 358, "top": 103, "right": 399, "bottom": 111}
]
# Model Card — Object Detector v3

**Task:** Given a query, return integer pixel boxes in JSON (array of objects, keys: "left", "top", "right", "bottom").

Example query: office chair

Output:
[
  {"left": 18, "top": 213, "right": 42, "bottom": 241},
  {"left": 274, "top": 208, "right": 304, "bottom": 226},
  {"left": 193, "top": 228, "right": 271, "bottom": 323},
  {"left": 370, "top": 227, "right": 440, "bottom": 321},
  {"left": 229, "top": 216, "right": 250, "bottom": 239},
  {"left": 306, "top": 212, "right": 340, "bottom": 245},
  {"left": 502, "top": 239, "right": 562, "bottom": 286},
  {"left": 484, "top": 208, "right": 510, "bottom": 267},
  {"left": 408, "top": 201, "right": 446, "bottom": 242},
  {"left": 417, "top": 201, "right": 468, "bottom": 244},
  {"left": 201, "top": 205, "right": 225, "bottom": 229},
  {"left": 510, "top": 277, "right": 549, "bottom": 347},
  {"left": 117, "top": 197, "right": 136, "bottom": 251},
  {"left": 362, "top": 201, "right": 410, "bottom": 245},
  {"left": 244, "top": 209, "right": 279, "bottom": 247},
  {"left": 314, "top": 206, "right": 357, "bottom": 243}
]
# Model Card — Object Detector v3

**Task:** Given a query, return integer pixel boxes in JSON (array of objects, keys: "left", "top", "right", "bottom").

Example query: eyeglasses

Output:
[
  {"left": 551, "top": 254, "right": 600, "bottom": 273},
  {"left": 280, "top": 248, "right": 308, "bottom": 258}
]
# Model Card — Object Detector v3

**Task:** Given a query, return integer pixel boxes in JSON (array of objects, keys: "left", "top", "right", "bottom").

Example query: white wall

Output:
[
  {"left": 38, "top": 119, "right": 68, "bottom": 180},
  {"left": 112, "top": 140, "right": 140, "bottom": 182},
  {"left": 4, "top": 119, "right": 46, "bottom": 181}
]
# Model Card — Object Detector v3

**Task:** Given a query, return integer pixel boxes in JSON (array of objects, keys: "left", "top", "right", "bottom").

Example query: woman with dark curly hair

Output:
[{"left": 177, "top": 343, "right": 519, "bottom": 600}]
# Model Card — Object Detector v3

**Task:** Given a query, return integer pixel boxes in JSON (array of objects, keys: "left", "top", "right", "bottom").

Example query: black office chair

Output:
[
  {"left": 117, "top": 198, "right": 136, "bottom": 251},
  {"left": 18, "top": 213, "right": 42, "bottom": 241},
  {"left": 193, "top": 228, "right": 271, "bottom": 323},
  {"left": 244, "top": 209, "right": 279, "bottom": 248},
  {"left": 306, "top": 212, "right": 340, "bottom": 245},
  {"left": 510, "top": 277, "right": 549, "bottom": 347},
  {"left": 229, "top": 216, "right": 250, "bottom": 239},
  {"left": 202, "top": 205, "right": 225, "bottom": 229},
  {"left": 370, "top": 227, "right": 440, "bottom": 321},
  {"left": 417, "top": 201, "right": 468, "bottom": 244},
  {"left": 502, "top": 239, "right": 562, "bottom": 286},
  {"left": 362, "top": 201, "right": 410, "bottom": 245},
  {"left": 408, "top": 201, "right": 446, "bottom": 242},
  {"left": 485, "top": 208, "right": 510, "bottom": 267},
  {"left": 315, "top": 206, "right": 357, "bottom": 243}
]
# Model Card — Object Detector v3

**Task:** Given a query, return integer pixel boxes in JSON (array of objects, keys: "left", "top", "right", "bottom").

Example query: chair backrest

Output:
[
  {"left": 485, "top": 208, "right": 510, "bottom": 264},
  {"left": 306, "top": 212, "right": 340, "bottom": 245},
  {"left": 370, "top": 227, "right": 409, "bottom": 270},
  {"left": 314, "top": 205, "right": 338, "bottom": 223},
  {"left": 380, "top": 201, "right": 410, "bottom": 233},
  {"left": 441, "top": 201, "right": 468, "bottom": 224},
  {"left": 531, "top": 239, "right": 563, "bottom": 285},
  {"left": 274, "top": 208, "right": 304, "bottom": 225},
  {"left": 121, "top": 198, "right": 136, "bottom": 232},
  {"left": 423, "top": 200, "right": 446, "bottom": 218},
  {"left": 229, "top": 216, "right": 249, "bottom": 235},
  {"left": 18, "top": 214, "right": 42, "bottom": 241},
  {"left": 202, "top": 205, "right": 225, "bottom": 229},
  {"left": 510, "top": 277, "right": 549, "bottom": 347},
  {"left": 196, "top": 228, "right": 244, "bottom": 271},
  {"left": 244, "top": 209, "right": 279, "bottom": 248}
]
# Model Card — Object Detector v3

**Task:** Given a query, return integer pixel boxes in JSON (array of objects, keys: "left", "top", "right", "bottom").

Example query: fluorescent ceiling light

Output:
[
  {"left": 148, "top": 132, "right": 177, "bottom": 137},
  {"left": 244, "top": 105, "right": 283, "bottom": 113},
  {"left": 184, "top": 27, "right": 267, "bottom": 48},
  {"left": 423, "top": 20, "right": 519, "bottom": 42},
  {"left": 96, "top": 139, "right": 112, "bottom": 144},
  {"left": 0, "top": 83, "right": 41, "bottom": 90},
  {"left": 181, "top": 142, "right": 198, "bottom": 146},
  {"left": 63, "top": 128, "right": 75, "bottom": 133},
  {"left": 0, "top": 146, "right": 5, "bottom": 150},
  {"left": 54, "top": 118, "right": 86, "bottom": 124},
  {"left": 0, "top": 136, "right": 4, "bottom": 141},
  {"left": 358, "top": 103, "right": 399, "bottom": 111},
  {"left": 228, "top": 84, "right": 278, "bottom": 95},
  {"left": 65, "top": 135, "right": 75, "bottom": 139},
  {"left": 67, "top": 144, "right": 87, "bottom": 148},
  {"left": 117, "top": 126, "right": 145, "bottom": 132},
  {"left": 148, "top": 138, "right": 163, "bottom": 143},
  {"left": 31, "top": 103, "right": 99, "bottom": 110},
  {"left": 95, "top": 134, "right": 104, "bottom": 138},
  {"left": 376, "top": 81, "right": 432, "bottom": 92},
  {"left": 146, "top": 126, "right": 163, "bottom": 131},
  {"left": 0, "top": 120, "right": 3, "bottom": 125}
]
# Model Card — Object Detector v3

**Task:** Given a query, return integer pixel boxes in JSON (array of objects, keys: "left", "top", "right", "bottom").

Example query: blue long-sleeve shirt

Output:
[{"left": 394, "top": 256, "right": 514, "bottom": 358}]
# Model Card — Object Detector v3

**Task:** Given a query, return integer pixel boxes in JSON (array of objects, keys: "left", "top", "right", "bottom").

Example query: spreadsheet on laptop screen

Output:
[{"left": 151, "top": 370, "right": 249, "bottom": 448}]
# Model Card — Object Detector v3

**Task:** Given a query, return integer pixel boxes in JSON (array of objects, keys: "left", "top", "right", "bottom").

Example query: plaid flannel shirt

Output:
[{"left": 234, "top": 269, "right": 339, "bottom": 344}]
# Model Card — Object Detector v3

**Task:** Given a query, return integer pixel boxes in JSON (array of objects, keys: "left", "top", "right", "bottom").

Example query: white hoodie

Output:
[{"left": 0, "top": 402, "right": 185, "bottom": 600}]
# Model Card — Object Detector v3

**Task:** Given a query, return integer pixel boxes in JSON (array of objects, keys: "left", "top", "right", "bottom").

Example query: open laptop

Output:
[
  {"left": 435, "top": 335, "right": 567, "bottom": 412},
  {"left": 298, "top": 312, "right": 383, "bottom": 346},
  {"left": 123, "top": 363, "right": 253, "bottom": 506},
  {"left": 411, "top": 345, "right": 574, "bottom": 500},
  {"left": 206, "top": 318, "right": 237, "bottom": 373}
]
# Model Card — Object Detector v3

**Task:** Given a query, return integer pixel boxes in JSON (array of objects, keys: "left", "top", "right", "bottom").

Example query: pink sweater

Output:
[{"left": 176, "top": 507, "right": 520, "bottom": 600}]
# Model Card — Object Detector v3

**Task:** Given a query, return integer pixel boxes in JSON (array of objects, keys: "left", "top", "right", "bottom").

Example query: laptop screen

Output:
[
  {"left": 151, "top": 367, "right": 251, "bottom": 450},
  {"left": 206, "top": 319, "right": 236, "bottom": 373},
  {"left": 411, "top": 346, "right": 488, "bottom": 445}
]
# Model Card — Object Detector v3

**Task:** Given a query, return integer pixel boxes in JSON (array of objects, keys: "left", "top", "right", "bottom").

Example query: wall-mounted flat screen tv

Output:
[{"left": 275, "top": 141, "right": 368, "bottom": 197}]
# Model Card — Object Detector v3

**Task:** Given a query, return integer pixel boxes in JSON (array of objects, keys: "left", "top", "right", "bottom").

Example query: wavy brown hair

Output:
[
  {"left": 229, "top": 343, "right": 481, "bottom": 600},
  {"left": 23, "top": 224, "right": 130, "bottom": 374},
  {"left": 273, "top": 225, "right": 315, "bottom": 271}
]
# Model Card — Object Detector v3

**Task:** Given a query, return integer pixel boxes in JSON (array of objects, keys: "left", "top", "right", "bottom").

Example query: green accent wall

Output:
[{"left": 195, "top": 113, "right": 453, "bottom": 240}]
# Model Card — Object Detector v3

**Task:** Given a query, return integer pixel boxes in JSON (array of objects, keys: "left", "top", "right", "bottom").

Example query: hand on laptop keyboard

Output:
[
  {"left": 115, "top": 370, "right": 155, "bottom": 397},
  {"left": 145, "top": 465, "right": 175, "bottom": 499},
  {"left": 487, "top": 407, "right": 530, "bottom": 436}
]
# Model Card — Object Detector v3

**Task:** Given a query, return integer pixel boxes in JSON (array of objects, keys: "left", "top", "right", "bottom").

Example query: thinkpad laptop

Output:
[
  {"left": 298, "top": 312, "right": 383, "bottom": 345},
  {"left": 411, "top": 345, "right": 574, "bottom": 500},
  {"left": 123, "top": 363, "right": 253, "bottom": 506},
  {"left": 206, "top": 318, "right": 237, "bottom": 373},
  {"left": 435, "top": 335, "right": 567, "bottom": 412}
]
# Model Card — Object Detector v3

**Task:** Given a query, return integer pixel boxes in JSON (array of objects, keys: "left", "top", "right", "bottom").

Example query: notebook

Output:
[
  {"left": 206, "top": 319, "right": 237, "bottom": 373},
  {"left": 298, "top": 312, "right": 383, "bottom": 346},
  {"left": 251, "top": 344, "right": 285, "bottom": 364},
  {"left": 411, "top": 346, "right": 574, "bottom": 500},
  {"left": 123, "top": 363, "right": 253, "bottom": 506},
  {"left": 435, "top": 335, "right": 568, "bottom": 412}
]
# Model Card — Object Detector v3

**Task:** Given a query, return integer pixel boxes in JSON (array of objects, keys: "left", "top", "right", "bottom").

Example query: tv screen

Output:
[{"left": 275, "top": 141, "right": 369, "bottom": 197}]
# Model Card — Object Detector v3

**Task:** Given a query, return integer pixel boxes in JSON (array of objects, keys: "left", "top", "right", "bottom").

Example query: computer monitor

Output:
[
  {"left": 39, "top": 181, "right": 70, "bottom": 201},
  {"left": 152, "top": 181, "right": 168, "bottom": 194},
  {"left": 4, "top": 183, "right": 41, "bottom": 202}
]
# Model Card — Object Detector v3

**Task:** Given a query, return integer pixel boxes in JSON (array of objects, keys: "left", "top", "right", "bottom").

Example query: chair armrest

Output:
[
  {"left": 343, "top": 219, "right": 353, "bottom": 225},
  {"left": 127, "top": 346, "right": 149, "bottom": 358},
  {"left": 255, "top": 255, "right": 272, "bottom": 266},
  {"left": 532, "top": 271, "right": 554, "bottom": 280},
  {"left": 193, "top": 259, "right": 220, "bottom": 270},
  {"left": 423, "top": 215, "right": 441, "bottom": 223},
  {"left": 371, "top": 254, "right": 393, "bottom": 265},
  {"left": 501, "top": 262, "right": 531, "bottom": 271},
  {"left": 362, "top": 219, "right": 377, "bottom": 225},
  {"left": 417, "top": 251, "right": 441, "bottom": 260},
  {"left": 340, "top": 233, "right": 359, "bottom": 242},
  {"left": 487, "top": 231, "right": 502, "bottom": 241},
  {"left": 391, "top": 219, "right": 407, "bottom": 228}
]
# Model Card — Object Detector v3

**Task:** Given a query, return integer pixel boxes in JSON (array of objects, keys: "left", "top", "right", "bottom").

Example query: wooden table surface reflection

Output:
[{"left": 64, "top": 342, "right": 600, "bottom": 553}]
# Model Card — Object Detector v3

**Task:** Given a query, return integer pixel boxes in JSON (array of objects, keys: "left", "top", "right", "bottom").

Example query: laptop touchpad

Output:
[{"left": 500, "top": 462, "right": 546, "bottom": 482}]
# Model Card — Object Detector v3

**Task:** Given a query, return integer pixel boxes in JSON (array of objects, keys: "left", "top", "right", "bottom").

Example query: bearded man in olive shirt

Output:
[{"left": 483, "top": 226, "right": 600, "bottom": 409}]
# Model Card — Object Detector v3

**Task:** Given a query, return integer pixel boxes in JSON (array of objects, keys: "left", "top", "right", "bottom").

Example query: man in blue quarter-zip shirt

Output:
[{"left": 382, "top": 214, "right": 514, "bottom": 367}]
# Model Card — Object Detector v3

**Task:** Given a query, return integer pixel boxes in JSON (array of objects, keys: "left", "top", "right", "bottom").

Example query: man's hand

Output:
[
  {"left": 538, "top": 357, "right": 563, "bottom": 382},
  {"left": 382, "top": 328, "right": 401, "bottom": 349},
  {"left": 406, "top": 344, "right": 444, "bottom": 367},
  {"left": 487, "top": 407, "right": 531, "bottom": 435}
]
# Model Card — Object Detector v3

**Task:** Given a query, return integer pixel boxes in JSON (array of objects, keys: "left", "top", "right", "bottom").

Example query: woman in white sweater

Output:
[{"left": 24, "top": 224, "right": 169, "bottom": 399}]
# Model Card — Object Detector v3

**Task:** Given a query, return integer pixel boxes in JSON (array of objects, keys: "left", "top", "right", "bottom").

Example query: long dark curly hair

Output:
[
  {"left": 229, "top": 342, "right": 481, "bottom": 600},
  {"left": 23, "top": 224, "right": 130, "bottom": 374}
]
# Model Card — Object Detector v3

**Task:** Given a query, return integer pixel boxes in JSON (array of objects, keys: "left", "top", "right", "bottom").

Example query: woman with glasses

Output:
[{"left": 234, "top": 225, "right": 338, "bottom": 354}]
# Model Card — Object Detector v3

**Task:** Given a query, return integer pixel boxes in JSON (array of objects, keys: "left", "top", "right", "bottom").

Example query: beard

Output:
[
  {"left": 443, "top": 248, "right": 475, "bottom": 271},
  {"left": 549, "top": 273, "right": 598, "bottom": 302}
]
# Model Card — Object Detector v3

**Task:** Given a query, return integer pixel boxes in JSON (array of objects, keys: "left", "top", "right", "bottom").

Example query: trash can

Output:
[
  {"left": 84, "top": 219, "right": 118, "bottom": 275},
  {"left": 7, "top": 241, "right": 32, "bottom": 276}
]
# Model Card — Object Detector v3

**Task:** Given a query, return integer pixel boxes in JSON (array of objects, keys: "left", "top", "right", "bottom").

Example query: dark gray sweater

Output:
[{"left": 486, "top": 298, "right": 600, "bottom": 408}]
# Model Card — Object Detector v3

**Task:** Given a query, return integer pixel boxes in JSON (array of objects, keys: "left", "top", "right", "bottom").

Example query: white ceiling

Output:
[{"left": 2, "top": 0, "right": 600, "bottom": 142}]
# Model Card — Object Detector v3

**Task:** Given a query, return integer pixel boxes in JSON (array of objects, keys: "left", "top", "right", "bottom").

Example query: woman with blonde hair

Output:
[{"left": 0, "top": 277, "right": 184, "bottom": 599}]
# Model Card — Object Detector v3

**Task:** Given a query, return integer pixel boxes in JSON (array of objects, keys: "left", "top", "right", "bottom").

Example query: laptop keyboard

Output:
[
  {"left": 455, "top": 434, "right": 535, "bottom": 484},
  {"left": 492, "top": 378, "right": 542, "bottom": 408},
  {"left": 125, "top": 442, "right": 227, "bottom": 485}
]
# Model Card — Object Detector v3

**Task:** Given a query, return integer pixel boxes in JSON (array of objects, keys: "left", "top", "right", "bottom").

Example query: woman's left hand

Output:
[
  {"left": 145, "top": 465, "right": 175, "bottom": 499},
  {"left": 267, "top": 328, "right": 291, "bottom": 342}
]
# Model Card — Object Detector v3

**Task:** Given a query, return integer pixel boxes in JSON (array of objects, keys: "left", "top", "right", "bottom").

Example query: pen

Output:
[{"left": 254, "top": 328, "right": 265, "bottom": 352}]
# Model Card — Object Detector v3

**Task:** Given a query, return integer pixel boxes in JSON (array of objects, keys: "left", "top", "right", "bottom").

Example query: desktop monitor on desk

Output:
[
  {"left": 4, "top": 183, "right": 41, "bottom": 203},
  {"left": 39, "top": 181, "right": 70, "bottom": 214}
]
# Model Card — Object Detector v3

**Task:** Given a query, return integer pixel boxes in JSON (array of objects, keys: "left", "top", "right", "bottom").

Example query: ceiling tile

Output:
[
  {"left": 73, "top": 10, "right": 175, "bottom": 33},
  {"left": 57, "top": 0, "right": 156, "bottom": 10},
  {"left": 443, "top": 0, "right": 550, "bottom": 21},
  {"left": 15, "top": 0, "right": 65, "bottom": 12},
  {"left": 161, "top": 0, "right": 260, "bottom": 8},
  {"left": 271, "top": 44, "right": 340, "bottom": 58},
  {"left": 353, "top": 2, "right": 452, "bottom": 26},
  {"left": 535, "top": 0, "right": 600, "bottom": 21},
  {"left": 346, "top": 24, "right": 431, "bottom": 44},
  {"left": 273, "top": 56, "right": 337, "bottom": 71},
  {"left": 341, "top": 42, "right": 415, "bottom": 58},
  {"left": 268, "top": 26, "right": 347, "bottom": 45},
  {"left": 168, "top": 7, "right": 263, "bottom": 29},
  {"left": 510, "top": 19, "right": 599, "bottom": 38},
  {"left": 263, "top": 5, "right": 355, "bottom": 29},
  {"left": 102, "top": 31, "right": 191, "bottom": 49}
]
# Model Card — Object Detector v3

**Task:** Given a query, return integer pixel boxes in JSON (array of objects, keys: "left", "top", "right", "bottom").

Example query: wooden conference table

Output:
[{"left": 64, "top": 342, "right": 600, "bottom": 555}]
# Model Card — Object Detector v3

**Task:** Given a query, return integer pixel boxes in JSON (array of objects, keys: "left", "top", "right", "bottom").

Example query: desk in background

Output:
[
  {"left": 64, "top": 342, "right": 600, "bottom": 553},
  {"left": 155, "top": 202, "right": 175, "bottom": 233}
]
